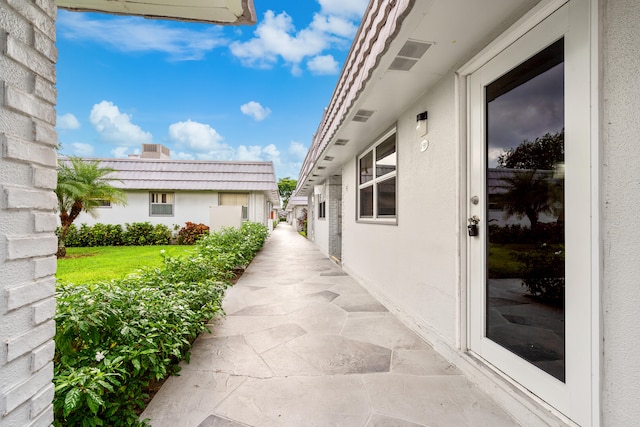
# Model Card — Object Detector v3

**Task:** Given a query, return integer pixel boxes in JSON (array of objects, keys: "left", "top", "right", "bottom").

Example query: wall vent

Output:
[
  {"left": 352, "top": 109, "right": 374, "bottom": 122},
  {"left": 323, "top": 156, "right": 334, "bottom": 161},
  {"left": 335, "top": 139, "right": 349, "bottom": 146},
  {"left": 388, "top": 39, "right": 433, "bottom": 71}
]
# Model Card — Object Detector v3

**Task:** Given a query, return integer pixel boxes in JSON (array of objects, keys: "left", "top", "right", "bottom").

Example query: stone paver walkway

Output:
[{"left": 140, "top": 224, "right": 518, "bottom": 426}]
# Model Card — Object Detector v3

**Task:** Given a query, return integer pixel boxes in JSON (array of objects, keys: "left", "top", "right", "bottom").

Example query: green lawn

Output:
[{"left": 56, "top": 245, "right": 195, "bottom": 284}]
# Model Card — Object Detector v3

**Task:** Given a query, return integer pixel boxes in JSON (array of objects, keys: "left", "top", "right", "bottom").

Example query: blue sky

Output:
[{"left": 55, "top": 0, "right": 368, "bottom": 179}]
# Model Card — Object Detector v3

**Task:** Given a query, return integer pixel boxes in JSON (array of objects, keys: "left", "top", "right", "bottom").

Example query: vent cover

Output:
[
  {"left": 335, "top": 139, "right": 349, "bottom": 146},
  {"left": 323, "top": 156, "right": 334, "bottom": 161},
  {"left": 388, "top": 39, "right": 433, "bottom": 71},
  {"left": 352, "top": 109, "right": 375, "bottom": 122}
]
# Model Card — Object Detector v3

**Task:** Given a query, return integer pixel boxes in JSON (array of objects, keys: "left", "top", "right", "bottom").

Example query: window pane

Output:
[
  {"left": 359, "top": 186, "right": 373, "bottom": 217},
  {"left": 360, "top": 152, "right": 373, "bottom": 184},
  {"left": 376, "top": 134, "right": 396, "bottom": 177},
  {"left": 151, "top": 204, "right": 173, "bottom": 216},
  {"left": 220, "top": 193, "right": 249, "bottom": 206},
  {"left": 377, "top": 177, "right": 396, "bottom": 216}
]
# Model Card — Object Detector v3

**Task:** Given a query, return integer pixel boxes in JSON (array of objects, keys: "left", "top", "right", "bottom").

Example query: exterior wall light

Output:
[{"left": 416, "top": 111, "right": 429, "bottom": 152}]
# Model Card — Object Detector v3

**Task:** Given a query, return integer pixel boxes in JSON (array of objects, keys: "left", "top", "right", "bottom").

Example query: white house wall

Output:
[
  {"left": 73, "top": 190, "right": 270, "bottom": 230},
  {"left": 341, "top": 73, "right": 459, "bottom": 343},
  {"left": 601, "top": 0, "right": 640, "bottom": 423},
  {"left": 311, "top": 194, "right": 330, "bottom": 256}
]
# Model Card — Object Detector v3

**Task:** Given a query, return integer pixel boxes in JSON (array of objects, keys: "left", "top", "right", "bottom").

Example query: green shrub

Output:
[
  {"left": 122, "top": 222, "right": 171, "bottom": 246},
  {"left": 515, "top": 244, "right": 565, "bottom": 304},
  {"left": 59, "top": 222, "right": 170, "bottom": 247},
  {"left": 177, "top": 222, "right": 210, "bottom": 245},
  {"left": 197, "top": 222, "right": 268, "bottom": 270},
  {"left": 53, "top": 222, "right": 269, "bottom": 425}
]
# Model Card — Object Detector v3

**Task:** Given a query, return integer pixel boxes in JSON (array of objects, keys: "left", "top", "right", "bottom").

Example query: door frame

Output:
[{"left": 456, "top": 0, "right": 599, "bottom": 425}]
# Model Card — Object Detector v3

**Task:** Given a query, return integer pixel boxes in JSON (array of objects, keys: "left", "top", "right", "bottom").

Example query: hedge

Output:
[{"left": 53, "top": 222, "right": 269, "bottom": 426}]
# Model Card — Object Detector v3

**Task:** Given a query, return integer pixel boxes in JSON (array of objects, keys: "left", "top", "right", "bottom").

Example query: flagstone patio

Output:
[{"left": 140, "top": 223, "right": 519, "bottom": 426}]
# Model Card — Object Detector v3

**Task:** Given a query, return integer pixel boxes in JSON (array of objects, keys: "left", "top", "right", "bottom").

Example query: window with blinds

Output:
[
  {"left": 150, "top": 192, "right": 174, "bottom": 216},
  {"left": 219, "top": 193, "right": 249, "bottom": 221}
]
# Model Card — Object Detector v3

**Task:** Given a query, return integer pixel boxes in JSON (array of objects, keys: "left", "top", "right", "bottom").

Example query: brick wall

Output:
[
  {"left": 0, "top": 0, "right": 58, "bottom": 425},
  {"left": 327, "top": 175, "right": 342, "bottom": 260}
]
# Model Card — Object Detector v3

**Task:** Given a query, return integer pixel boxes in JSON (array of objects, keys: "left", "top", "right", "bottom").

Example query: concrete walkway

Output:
[{"left": 141, "top": 224, "right": 517, "bottom": 427}]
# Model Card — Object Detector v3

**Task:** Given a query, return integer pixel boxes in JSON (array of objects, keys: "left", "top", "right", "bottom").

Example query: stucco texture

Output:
[{"left": 601, "top": 0, "right": 640, "bottom": 424}]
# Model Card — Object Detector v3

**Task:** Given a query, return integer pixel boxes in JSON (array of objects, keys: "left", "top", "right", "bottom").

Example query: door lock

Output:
[{"left": 468, "top": 215, "right": 480, "bottom": 237}]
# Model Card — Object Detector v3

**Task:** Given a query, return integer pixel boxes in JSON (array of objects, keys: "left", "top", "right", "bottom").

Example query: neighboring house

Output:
[
  {"left": 65, "top": 145, "right": 281, "bottom": 231},
  {"left": 295, "top": 1, "right": 640, "bottom": 426},
  {"left": 284, "top": 196, "right": 308, "bottom": 231}
]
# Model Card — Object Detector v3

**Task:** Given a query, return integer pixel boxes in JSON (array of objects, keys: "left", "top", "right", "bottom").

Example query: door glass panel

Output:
[{"left": 485, "top": 39, "right": 565, "bottom": 382}]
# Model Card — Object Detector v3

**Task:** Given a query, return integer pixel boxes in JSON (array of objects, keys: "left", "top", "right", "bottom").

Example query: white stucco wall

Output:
[
  {"left": 73, "top": 190, "right": 270, "bottom": 230},
  {"left": 601, "top": 0, "right": 640, "bottom": 423},
  {"left": 341, "top": 73, "right": 459, "bottom": 344},
  {"left": 310, "top": 194, "right": 331, "bottom": 256}
]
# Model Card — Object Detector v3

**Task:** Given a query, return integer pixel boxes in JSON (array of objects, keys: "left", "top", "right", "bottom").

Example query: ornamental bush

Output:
[
  {"left": 177, "top": 222, "right": 210, "bottom": 245},
  {"left": 59, "top": 222, "right": 172, "bottom": 247},
  {"left": 53, "top": 222, "right": 269, "bottom": 426}
]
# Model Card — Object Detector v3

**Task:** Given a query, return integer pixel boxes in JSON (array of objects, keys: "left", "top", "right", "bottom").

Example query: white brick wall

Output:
[{"left": 0, "top": 0, "right": 57, "bottom": 425}]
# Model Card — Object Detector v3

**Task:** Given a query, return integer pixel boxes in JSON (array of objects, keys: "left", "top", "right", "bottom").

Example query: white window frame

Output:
[
  {"left": 357, "top": 128, "right": 397, "bottom": 223},
  {"left": 149, "top": 192, "right": 174, "bottom": 217}
]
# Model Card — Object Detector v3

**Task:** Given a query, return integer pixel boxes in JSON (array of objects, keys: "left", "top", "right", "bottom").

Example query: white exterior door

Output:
[{"left": 467, "top": 1, "right": 593, "bottom": 424}]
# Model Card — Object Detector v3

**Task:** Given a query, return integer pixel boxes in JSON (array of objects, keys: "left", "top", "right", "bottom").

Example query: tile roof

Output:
[{"left": 61, "top": 157, "right": 280, "bottom": 204}]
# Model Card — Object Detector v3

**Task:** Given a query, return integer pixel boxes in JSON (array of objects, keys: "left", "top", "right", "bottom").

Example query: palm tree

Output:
[
  {"left": 496, "top": 169, "right": 556, "bottom": 229},
  {"left": 55, "top": 157, "right": 126, "bottom": 258}
]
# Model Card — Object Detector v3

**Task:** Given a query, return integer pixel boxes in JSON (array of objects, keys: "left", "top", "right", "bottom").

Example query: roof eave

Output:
[{"left": 56, "top": 0, "right": 257, "bottom": 25}]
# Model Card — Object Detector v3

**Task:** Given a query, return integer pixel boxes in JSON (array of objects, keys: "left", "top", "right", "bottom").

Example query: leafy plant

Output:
[
  {"left": 53, "top": 222, "right": 269, "bottom": 425},
  {"left": 515, "top": 244, "right": 565, "bottom": 304},
  {"left": 56, "top": 157, "right": 126, "bottom": 258},
  {"left": 177, "top": 222, "right": 210, "bottom": 245}
]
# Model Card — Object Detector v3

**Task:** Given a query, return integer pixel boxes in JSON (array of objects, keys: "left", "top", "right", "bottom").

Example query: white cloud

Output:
[
  {"left": 318, "top": 0, "right": 369, "bottom": 19},
  {"left": 288, "top": 141, "right": 308, "bottom": 161},
  {"left": 111, "top": 147, "right": 141, "bottom": 158},
  {"left": 241, "top": 101, "right": 272, "bottom": 121},
  {"left": 237, "top": 143, "right": 281, "bottom": 164},
  {"left": 89, "top": 101, "right": 152, "bottom": 146},
  {"left": 57, "top": 10, "right": 226, "bottom": 61},
  {"left": 70, "top": 142, "right": 94, "bottom": 156},
  {"left": 57, "top": 113, "right": 81, "bottom": 130},
  {"left": 174, "top": 151, "right": 196, "bottom": 160},
  {"left": 310, "top": 14, "right": 358, "bottom": 38},
  {"left": 230, "top": 4, "right": 363, "bottom": 75},
  {"left": 307, "top": 54, "right": 339, "bottom": 75},
  {"left": 168, "top": 119, "right": 234, "bottom": 159}
]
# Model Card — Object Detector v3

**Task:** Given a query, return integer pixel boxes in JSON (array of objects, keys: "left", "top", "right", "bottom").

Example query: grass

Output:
[
  {"left": 488, "top": 243, "right": 529, "bottom": 278},
  {"left": 56, "top": 245, "right": 195, "bottom": 284}
]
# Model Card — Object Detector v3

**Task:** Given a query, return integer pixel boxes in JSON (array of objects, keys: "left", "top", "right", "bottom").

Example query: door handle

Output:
[{"left": 468, "top": 216, "right": 480, "bottom": 237}]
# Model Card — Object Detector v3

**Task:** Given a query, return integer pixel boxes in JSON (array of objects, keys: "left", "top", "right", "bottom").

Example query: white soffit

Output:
[{"left": 56, "top": 0, "right": 257, "bottom": 25}]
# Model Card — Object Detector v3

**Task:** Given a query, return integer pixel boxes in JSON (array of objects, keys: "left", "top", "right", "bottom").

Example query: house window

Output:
[
  {"left": 96, "top": 199, "right": 111, "bottom": 208},
  {"left": 150, "top": 192, "right": 174, "bottom": 216},
  {"left": 358, "top": 130, "right": 397, "bottom": 221},
  {"left": 318, "top": 195, "right": 326, "bottom": 219},
  {"left": 219, "top": 193, "right": 249, "bottom": 221}
]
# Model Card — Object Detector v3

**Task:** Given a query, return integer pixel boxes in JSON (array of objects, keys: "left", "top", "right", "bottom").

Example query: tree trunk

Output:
[{"left": 57, "top": 201, "right": 83, "bottom": 258}]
